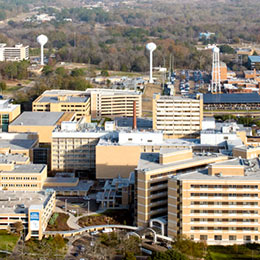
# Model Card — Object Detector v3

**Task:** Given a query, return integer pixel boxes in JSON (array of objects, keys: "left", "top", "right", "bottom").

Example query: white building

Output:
[{"left": 0, "top": 44, "right": 29, "bottom": 61}]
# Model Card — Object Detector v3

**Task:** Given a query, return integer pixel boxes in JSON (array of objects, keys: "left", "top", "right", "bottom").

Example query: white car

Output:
[
  {"left": 102, "top": 228, "right": 113, "bottom": 233},
  {"left": 90, "top": 230, "right": 99, "bottom": 236}
]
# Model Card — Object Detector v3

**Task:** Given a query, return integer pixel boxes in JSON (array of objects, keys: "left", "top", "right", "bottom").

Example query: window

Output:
[
  {"left": 190, "top": 235, "right": 194, "bottom": 240},
  {"left": 229, "top": 235, "right": 236, "bottom": 241},
  {"left": 200, "top": 235, "right": 207, "bottom": 241},
  {"left": 244, "top": 236, "right": 251, "bottom": 242},
  {"left": 214, "top": 235, "right": 222, "bottom": 241}
]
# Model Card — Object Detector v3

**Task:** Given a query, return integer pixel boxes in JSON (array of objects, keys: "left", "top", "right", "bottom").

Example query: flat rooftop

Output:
[
  {"left": 38, "top": 95, "right": 89, "bottom": 103},
  {"left": 3, "top": 164, "right": 46, "bottom": 174},
  {"left": 0, "top": 190, "right": 53, "bottom": 214},
  {"left": 10, "top": 112, "right": 65, "bottom": 126},
  {"left": 203, "top": 93, "right": 260, "bottom": 104},
  {"left": 137, "top": 152, "right": 228, "bottom": 173},
  {"left": 0, "top": 153, "right": 28, "bottom": 164},
  {"left": 212, "top": 158, "right": 242, "bottom": 166},
  {"left": 156, "top": 95, "right": 200, "bottom": 101},
  {"left": 0, "top": 139, "right": 36, "bottom": 150},
  {"left": 43, "top": 180, "right": 93, "bottom": 192},
  {"left": 98, "top": 136, "right": 198, "bottom": 147}
]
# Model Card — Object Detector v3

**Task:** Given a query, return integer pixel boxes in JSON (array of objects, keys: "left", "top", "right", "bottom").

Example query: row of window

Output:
[
  {"left": 191, "top": 193, "right": 258, "bottom": 197},
  {"left": 194, "top": 235, "right": 258, "bottom": 241},
  {"left": 191, "top": 201, "right": 258, "bottom": 206},
  {"left": 191, "top": 227, "right": 258, "bottom": 231},
  {"left": 191, "top": 218, "right": 257, "bottom": 223},
  {"left": 191, "top": 185, "right": 258, "bottom": 189},
  {"left": 191, "top": 210, "right": 258, "bottom": 214},
  {"left": 2, "top": 184, "right": 38, "bottom": 187},
  {"left": 2, "top": 177, "right": 37, "bottom": 180}
]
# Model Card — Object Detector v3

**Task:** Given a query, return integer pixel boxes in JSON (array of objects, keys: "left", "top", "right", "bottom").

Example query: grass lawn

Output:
[
  {"left": 0, "top": 230, "right": 19, "bottom": 252},
  {"left": 3, "top": 85, "right": 23, "bottom": 93},
  {"left": 208, "top": 245, "right": 260, "bottom": 260}
]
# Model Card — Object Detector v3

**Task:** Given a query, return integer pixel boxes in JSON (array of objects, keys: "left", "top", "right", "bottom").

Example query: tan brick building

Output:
[{"left": 152, "top": 94, "right": 203, "bottom": 138}]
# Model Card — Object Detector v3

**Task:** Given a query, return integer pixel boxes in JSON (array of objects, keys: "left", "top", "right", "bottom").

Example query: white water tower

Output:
[
  {"left": 211, "top": 46, "right": 221, "bottom": 93},
  {"left": 146, "top": 42, "right": 157, "bottom": 84},
  {"left": 37, "top": 34, "right": 48, "bottom": 66}
]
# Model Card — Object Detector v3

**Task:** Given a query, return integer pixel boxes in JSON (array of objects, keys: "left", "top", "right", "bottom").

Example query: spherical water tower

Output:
[
  {"left": 37, "top": 34, "right": 48, "bottom": 66},
  {"left": 146, "top": 42, "right": 157, "bottom": 84}
]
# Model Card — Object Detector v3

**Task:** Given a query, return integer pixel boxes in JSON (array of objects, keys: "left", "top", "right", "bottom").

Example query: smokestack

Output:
[{"left": 133, "top": 101, "right": 137, "bottom": 130}]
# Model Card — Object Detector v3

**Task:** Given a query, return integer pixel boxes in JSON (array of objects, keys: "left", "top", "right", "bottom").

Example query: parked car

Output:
[{"left": 90, "top": 230, "right": 99, "bottom": 236}]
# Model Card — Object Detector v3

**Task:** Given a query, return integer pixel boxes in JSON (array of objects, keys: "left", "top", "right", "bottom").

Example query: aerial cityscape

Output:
[{"left": 0, "top": 0, "right": 260, "bottom": 259}]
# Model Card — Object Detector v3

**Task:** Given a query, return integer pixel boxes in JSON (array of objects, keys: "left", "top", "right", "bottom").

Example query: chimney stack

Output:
[{"left": 133, "top": 101, "right": 137, "bottom": 130}]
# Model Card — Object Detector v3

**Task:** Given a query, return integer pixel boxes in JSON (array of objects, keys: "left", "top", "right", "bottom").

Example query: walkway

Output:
[
  {"left": 54, "top": 207, "right": 106, "bottom": 230},
  {"left": 44, "top": 224, "right": 139, "bottom": 237}
]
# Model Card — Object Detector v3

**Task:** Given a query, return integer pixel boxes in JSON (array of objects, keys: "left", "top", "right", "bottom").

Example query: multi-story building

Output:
[
  {"left": 32, "top": 91, "right": 91, "bottom": 122},
  {"left": 0, "top": 44, "right": 29, "bottom": 61},
  {"left": 51, "top": 121, "right": 108, "bottom": 175},
  {"left": 36, "top": 89, "right": 142, "bottom": 120},
  {"left": 168, "top": 158, "right": 260, "bottom": 245},
  {"left": 87, "top": 88, "right": 142, "bottom": 119},
  {"left": 135, "top": 148, "right": 228, "bottom": 229},
  {"left": 152, "top": 94, "right": 203, "bottom": 138},
  {"left": 248, "top": 56, "right": 260, "bottom": 69},
  {"left": 0, "top": 153, "right": 47, "bottom": 191},
  {"left": 96, "top": 173, "right": 135, "bottom": 209},
  {"left": 0, "top": 189, "right": 55, "bottom": 240},
  {"left": 9, "top": 111, "right": 75, "bottom": 144},
  {"left": 0, "top": 100, "right": 20, "bottom": 132},
  {"left": 96, "top": 131, "right": 197, "bottom": 179}
]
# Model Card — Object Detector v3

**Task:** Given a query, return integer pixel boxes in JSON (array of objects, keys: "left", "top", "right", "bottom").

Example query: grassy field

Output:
[
  {"left": 0, "top": 230, "right": 19, "bottom": 252},
  {"left": 208, "top": 245, "right": 260, "bottom": 260}
]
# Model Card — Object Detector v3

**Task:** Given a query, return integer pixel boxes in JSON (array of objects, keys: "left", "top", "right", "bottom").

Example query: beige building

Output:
[
  {"left": 96, "top": 131, "right": 196, "bottom": 179},
  {"left": 0, "top": 43, "right": 29, "bottom": 61},
  {"left": 33, "top": 91, "right": 91, "bottom": 122},
  {"left": 87, "top": 88, "right": 142, "bottom": 119},
  {"left": 233, "top": 145, "right": 260, "bottom": 159},
  {"left": 152, "top": 94, "right": 203, "bottom": 138},
  {"left": 0, "top": 154, "right": 47, "bottom": 191},
  {"left": 136, "top": 148, "right": 228, "bottom": 229},
  {"left": 0, "top": 100, "right": 20, "bottom": 132},
  {"left": 51, "top": 121, "right": 108, "bottom": 174},
  {"left": 0, "top": 190, "right": 55, "bottom": 240},
  {"left": 9, "top": 112, "right": 75, "bottom": 144},
  {"left": 168, "top": 158, "right": 260, "bottom": 245}
]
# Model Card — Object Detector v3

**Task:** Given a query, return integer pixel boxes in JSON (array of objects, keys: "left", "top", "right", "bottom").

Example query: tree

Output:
[
  {"left": 101, "top": 70, "right": 109, "bottom": 76},
  {"left": 0, "top": 81, "right": 6, "bottom": 91},
  {"left": 13, "top": 221, "right": 24, "bottom": 234},
  {"left": 53, "top": 234, "right": 66, "bottom": 249},
  {"left": 123, "top": 251, "right": 136, "bottom": 260},
  {"left": 71, "top": 68, "right": 85, "bottom": 77},
  {"left": 42, "top": 65, "right": 54, "bottom": 76}
]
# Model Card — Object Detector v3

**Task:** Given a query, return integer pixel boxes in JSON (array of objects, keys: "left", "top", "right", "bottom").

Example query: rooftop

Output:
[
  {"left": 10, "top": 112, "right": 65, "bottom": 126},
  {"left": 0, "top": 139, "right": 36, "bottom": 150},
  {"left": 38, "top": 95, "right": 89, "bottom": 103},
  {"left": 203, "top": 93, "right": 260, "bottom": 104},
  {"left": 0, "top": 190, "right": 53, "bottom": 214},
  {"left": 0, "top": 153, "right": 29, "bottom": 164},
  {"left": 137, "top": 152, "right": 228, "bottom": 173},
  {"left": 2, "top": 164, "right": 46, "bottom": 174},
  {"left": 249, "top": 56, "right": 260, "bottom": 63},
  {"left": 43, "top": 180, "right": 93, "bottom": 192}
]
